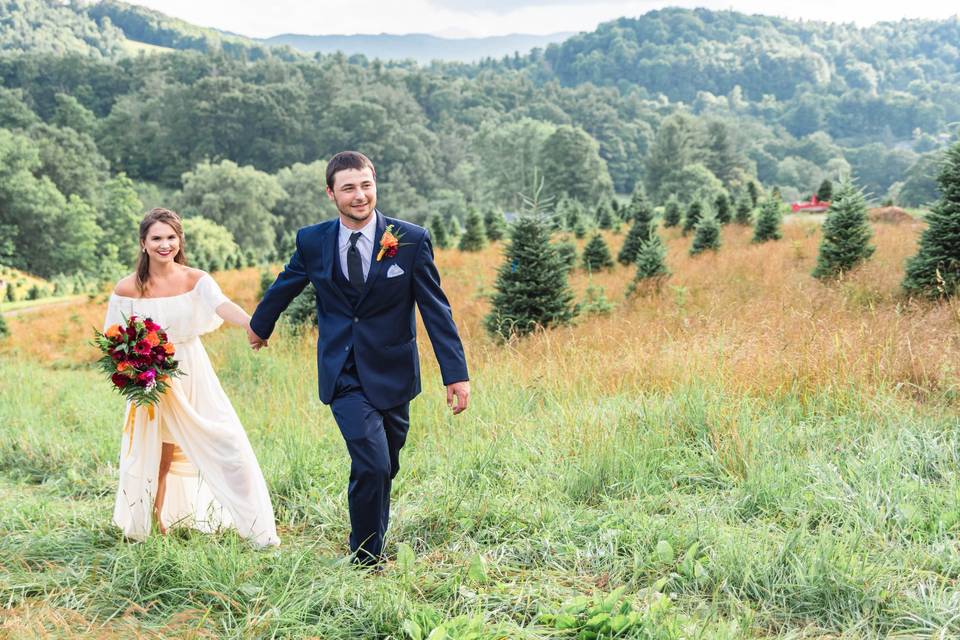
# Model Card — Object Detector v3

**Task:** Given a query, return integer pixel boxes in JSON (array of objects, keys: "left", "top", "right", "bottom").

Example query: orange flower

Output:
[
  {"left": 162, "top": 342, "right": 176, "bottom": 355},
  {"left": 145, "top": 331, "right": 161, "bottom": 347},
  {"left": 105, "top": 324, "right": 122, "bottom": 339},
  {"left": 159, "top": 375, "right": 170, "bottom": 383},
  {"left": 116, "top": 361, "right": 132, "bottom": 373},
  {"left": 377, "top": 227, "right": 401, "bottom": 261}
]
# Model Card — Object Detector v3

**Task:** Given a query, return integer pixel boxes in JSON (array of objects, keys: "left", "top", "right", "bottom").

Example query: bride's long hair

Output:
[{"left": 135, "top": 208, "right": 188, "bottom": 295}]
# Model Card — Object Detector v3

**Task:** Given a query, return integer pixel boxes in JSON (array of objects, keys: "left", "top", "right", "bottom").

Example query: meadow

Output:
[{"left": 2, "top": 218, "right": 960, "bottom": 638}]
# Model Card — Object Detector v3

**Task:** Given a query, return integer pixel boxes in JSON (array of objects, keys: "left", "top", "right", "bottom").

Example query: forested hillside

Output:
[{"left": 0, "top": 0, "right": 953, "bottom": 284}]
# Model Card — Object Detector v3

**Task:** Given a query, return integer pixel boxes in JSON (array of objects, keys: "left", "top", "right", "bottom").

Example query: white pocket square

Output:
[{"left": 386, "top": 264, "right": 405, "bottom": 278}]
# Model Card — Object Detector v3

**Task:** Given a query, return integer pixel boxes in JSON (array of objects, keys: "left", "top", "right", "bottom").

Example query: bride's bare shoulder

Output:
[
  {"left": 113, "top": 274, "right": 139, "bottom": 297},
  {"left": 184, "top": 267, "right": 208, "bottom": 287}
]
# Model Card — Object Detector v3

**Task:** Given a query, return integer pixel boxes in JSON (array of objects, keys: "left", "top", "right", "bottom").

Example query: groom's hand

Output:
[
  {"left": 446, "top": 381, "right": 470, "bottom": 415},
  {"left": 246, "top": 324, "right": 268, "bottom": 351}
]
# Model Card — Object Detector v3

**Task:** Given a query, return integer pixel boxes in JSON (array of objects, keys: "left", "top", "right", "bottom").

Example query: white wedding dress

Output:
[{"left": 104, "top": 273, "right": 280, "bottom": 547}]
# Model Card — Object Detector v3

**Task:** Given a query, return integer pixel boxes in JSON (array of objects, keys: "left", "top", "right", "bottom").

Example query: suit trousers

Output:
[{"left": 330, "top": 352, "right": 410, "bottom": 564}]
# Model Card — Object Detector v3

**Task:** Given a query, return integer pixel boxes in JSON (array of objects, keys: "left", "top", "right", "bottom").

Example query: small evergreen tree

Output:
[
  {"left": 459, "top": 207, "right": 487, "bottom": 251},
  {"left": 625, "top": 183, "right": 648, "bottom": 223},
  {"left": 690, "top": 212, "right": 722, "bottom": 255},
  {"left": 734, "top": 198, "right": 753, "bottom": 225},
  {"left": 747, "top": 181, "right": 760, "bottom": 207},
  {"left": 610, "top": 199, "right": 623, "bottom": 221},
  {"left": 581, "top": 282, "right": 614, "bottom": 315},
  {"left": 816, "top": 178, "right": 833, "bottom": 202},
  {"left": 682, "top": 200, "right": 704, "bottom": 235},
  {"left": 812, "top": 179, "right": 875, "bottom": 279},
  {"left": 573, "top": 216, "right": 587, "bottom": 239},
  {"left": 258, "top": 268, "right": 276, "bottom": 299},
  {"left": 0, "top": 311, "right": 8, "bottom": 338},
  {"left": 27, "top": 284, "right": 40, "bottom": 300},
  {"left": 627, "top": 228, "right": 670, "bottom": 295},
  {"left": 714, "top": 192, "right": 731, "bottom": 224},
  {"left": 903, "top": 140, "right": 960, "bottom": 297},
  {"left": 448, "top": 216, "right": 463, "bottom": 239},
  {"left": 752, "top": 196, "right": 783, "bottom": 243},
  {"left": 285, "top": 283, "right": 318, "bottom": 329},
  {"left": 663, "top": 195, "right": 681, "bottom": 228},
  {"left": 483, "top": 207, "right": 507, "bottom": 242},
  {"left": 4, "top": 283, "right": 14, "bottom": 303},
  {"left": 553, "top": 239, "right": 578, "bottom": 273},
  {"left": 596, "top": 201, "right": 614, "bottom": 230},
  {"left": 485, "top": 215, "right": 577, "bottom": 339},
  {"left": 582, "top": 233, "right": 614, "bottom": 271},
  {"left": 618, "top": 193, "right": 654, "bottom": 265},
  {"left": 428, "top": 214, "right": 450, "bottom": 249}
]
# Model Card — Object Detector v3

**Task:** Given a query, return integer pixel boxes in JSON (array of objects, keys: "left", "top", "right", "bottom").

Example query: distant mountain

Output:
[{"left": 261, "top": 32, "right": 574, "bottom": 64}]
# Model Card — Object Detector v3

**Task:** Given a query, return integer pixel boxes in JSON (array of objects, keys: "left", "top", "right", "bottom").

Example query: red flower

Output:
[
  {"left": 125, "top": 325, "right": 138, "bottom": 339},
  {"left": 144, "top": 319, "right": 161, "bottom": 332},
  {"left": 134, "top": 340, "right": 152, "bottom": 355},
  {"left": 109, "top": 349, "right": 124, "bottom": 361},
  {"left": 111, "top": 373, "right": 131, "bottom": 388},
  {"left": 137, "top": 370, "right": 156, "bottom": 385}
]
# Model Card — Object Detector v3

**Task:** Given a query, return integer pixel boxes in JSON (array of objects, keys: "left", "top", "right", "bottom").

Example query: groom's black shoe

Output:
[{"left": 351, "top": 549, "right": 385, "bottom": 571}]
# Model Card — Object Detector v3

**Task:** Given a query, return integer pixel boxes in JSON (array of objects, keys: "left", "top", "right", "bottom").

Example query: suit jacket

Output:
[{"left": 250, "top": 210, "right": 469, "bottom": 410}]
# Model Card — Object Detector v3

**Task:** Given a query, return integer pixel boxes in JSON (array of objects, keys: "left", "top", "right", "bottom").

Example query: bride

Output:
[{"left": 104, "top": 207, "right": 280, "bottom": 547}]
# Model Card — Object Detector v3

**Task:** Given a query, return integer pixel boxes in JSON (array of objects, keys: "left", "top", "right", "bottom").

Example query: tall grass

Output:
[{"left": 2, "top": 220, "right": 959, "bottom": 637}]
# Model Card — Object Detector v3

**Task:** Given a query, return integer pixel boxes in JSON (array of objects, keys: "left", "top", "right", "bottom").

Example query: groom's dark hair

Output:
[{"left": 326, "top": 151, "right": 377, "bottom": 189}]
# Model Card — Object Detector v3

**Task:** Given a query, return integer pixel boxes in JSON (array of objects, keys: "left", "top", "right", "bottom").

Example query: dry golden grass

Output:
[{"left": 5, "top": 220, "right": 958, "bottom": 404}]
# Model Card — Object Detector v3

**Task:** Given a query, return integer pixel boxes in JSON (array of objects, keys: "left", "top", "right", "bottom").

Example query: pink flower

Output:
[{"left": 137, "top": 370, "right": 156, "bottom": 385}]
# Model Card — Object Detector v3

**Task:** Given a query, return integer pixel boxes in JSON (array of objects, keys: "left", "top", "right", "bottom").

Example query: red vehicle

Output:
[{"left": 791, "top": 195, "right": 830, "bottom": 213}]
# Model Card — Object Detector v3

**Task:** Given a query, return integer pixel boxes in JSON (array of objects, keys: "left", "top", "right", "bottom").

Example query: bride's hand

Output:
[{"left": 246, "top": 323, "right": 268, "bottom": 351}]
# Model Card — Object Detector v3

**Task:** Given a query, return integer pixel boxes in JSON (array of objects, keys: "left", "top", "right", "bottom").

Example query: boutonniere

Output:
[{"left": 376, "top": 224, "right": 410, "bottom": 261}]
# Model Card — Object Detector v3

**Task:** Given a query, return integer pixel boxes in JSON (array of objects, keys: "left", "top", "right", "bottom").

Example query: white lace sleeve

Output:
[{"left": 196, "top": 273, "right": 229, "bottom": 312}]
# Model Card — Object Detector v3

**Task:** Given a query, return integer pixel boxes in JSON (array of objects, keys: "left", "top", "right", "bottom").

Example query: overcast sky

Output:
[{"left": 121, "top": 0, "right": 958, "bottom": 38}]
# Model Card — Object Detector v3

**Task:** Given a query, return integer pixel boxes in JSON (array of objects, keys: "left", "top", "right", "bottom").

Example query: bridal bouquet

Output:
[{"left": 93, "top": 314, "right": 182, "bottom": 406}]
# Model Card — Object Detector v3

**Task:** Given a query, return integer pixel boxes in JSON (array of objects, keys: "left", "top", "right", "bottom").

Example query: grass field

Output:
[{"left": 2, "top": 219, "right": 959, "bottom": 638}]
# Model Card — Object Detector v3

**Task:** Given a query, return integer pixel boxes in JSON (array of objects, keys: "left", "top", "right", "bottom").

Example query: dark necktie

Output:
[{"left": 347, "top": 231, "right": 364, "bottom": 289}]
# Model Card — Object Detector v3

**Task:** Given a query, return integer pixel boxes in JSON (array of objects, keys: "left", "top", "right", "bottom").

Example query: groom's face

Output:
[{"left": 327, "top": 167, "right": 377, "bottom": 228}]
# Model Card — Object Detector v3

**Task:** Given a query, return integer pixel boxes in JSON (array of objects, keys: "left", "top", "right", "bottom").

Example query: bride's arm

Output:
[{"left": 215, "top": 299, "right": 253, "bottom": 329}]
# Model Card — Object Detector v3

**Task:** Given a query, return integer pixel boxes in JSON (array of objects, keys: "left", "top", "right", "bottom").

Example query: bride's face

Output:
[{"left": 142, "top": 221, "right": 180, "bottom": 263}]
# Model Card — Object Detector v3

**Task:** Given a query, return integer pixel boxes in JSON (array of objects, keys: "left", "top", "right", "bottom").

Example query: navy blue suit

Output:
[{"left": 250, "top": 210, "right": 468, "bottom": 562}]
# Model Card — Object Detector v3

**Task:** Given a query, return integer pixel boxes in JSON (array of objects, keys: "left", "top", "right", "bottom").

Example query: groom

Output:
[{"left": 248, "top": 151, "right": 470, "bottom": 565}]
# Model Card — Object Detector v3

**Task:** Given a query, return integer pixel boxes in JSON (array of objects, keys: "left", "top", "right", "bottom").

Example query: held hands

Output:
[
  {"left": 245, "top": 322, "right": 268, "bottom": 351},
  {"left": 446, "top": 380, "right": 470, "bottom": 415}
]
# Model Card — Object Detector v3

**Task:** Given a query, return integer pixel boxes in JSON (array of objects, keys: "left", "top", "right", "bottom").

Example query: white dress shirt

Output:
[{"left": 337, "top": 215, "right": 376, "bottom": 283}]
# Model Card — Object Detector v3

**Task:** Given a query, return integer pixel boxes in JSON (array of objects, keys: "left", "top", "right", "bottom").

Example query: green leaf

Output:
[
  {"left": 401, "top": 619, "right": 423, "bottom": 640},
  {"left": 655, "top": 539, "right": 675, "bottom": 564},
  {"left": 609, "top": 614, "right": 631, "bottom": 633},
  {"left": 585, "top": 612, "right": 610, "bottom": 630},
  {"left": 467, "top": 553, "right": 488, "bottom": 583},
  {"left": 679, "top": 542, "right": 699, "bottom": 577},
  {"left": 554, "top": 613, "right": 578, "bottom": 629},
  {"left": 426, "top": 626, "right": 448, "bottom": 640},
  {"left": 397, "top": 542, "right": 415, "bottom": 573},
  {"left": 601, "top": 586, "right": 627, "bottom": 612}
]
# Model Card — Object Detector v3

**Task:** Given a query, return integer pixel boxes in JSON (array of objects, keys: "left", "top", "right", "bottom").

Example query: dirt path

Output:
[{"left": 2, "top": 296, "right": 86, "bottom": 317}]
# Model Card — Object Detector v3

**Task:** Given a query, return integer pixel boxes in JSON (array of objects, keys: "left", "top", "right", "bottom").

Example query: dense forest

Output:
[{"left": 0, "top": 0, "right": 954, "bottom": 283}]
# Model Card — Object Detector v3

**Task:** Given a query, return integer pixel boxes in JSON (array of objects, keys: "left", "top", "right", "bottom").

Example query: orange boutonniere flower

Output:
[
  {"left": 376, "top": 224, "right": 409, "bottom": 261},
  {"left": 162, "top": 342, "right": 176, "bottom": 355},
  {"left": 105, "top": 324, "right": 122, "bottom": 339},
  {"left": 145, "top": 331, "right": 161, "bottom": 347}
]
